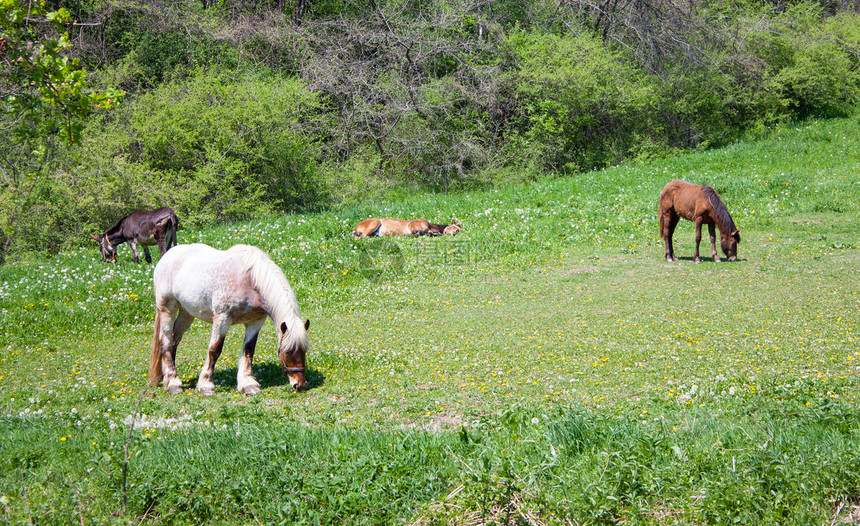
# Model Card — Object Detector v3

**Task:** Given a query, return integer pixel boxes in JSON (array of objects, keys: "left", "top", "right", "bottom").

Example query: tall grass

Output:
[
  {"left": 1, "top": 115, "right": 859, "bottom": 524},
  {"left": 3, "top": 403, "right": 859, "bottom": 524}
]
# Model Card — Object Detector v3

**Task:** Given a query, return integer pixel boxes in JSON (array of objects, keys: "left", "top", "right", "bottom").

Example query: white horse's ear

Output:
[
  {"left": 280, "top": 321, "right": 288, "bottom": 334},
  {"left": 304, "top": 319, "right": 310, "bottom": 330}
]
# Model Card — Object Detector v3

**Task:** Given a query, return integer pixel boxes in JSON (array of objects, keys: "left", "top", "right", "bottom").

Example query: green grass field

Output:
[{"left": 1, "top": 116, "right": 859, "bottom": 524}]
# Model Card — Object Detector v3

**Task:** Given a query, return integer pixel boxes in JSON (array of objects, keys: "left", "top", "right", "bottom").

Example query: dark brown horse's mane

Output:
[
  {"left": 702, "top": 185, "right": 737, "bottom": 236},
  {"left": 103, "top": 214, "right": 131, "bottom": 239}
]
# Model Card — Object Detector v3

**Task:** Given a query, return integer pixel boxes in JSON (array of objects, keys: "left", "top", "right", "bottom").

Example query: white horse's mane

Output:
[{"left": 228, "top": 245, "right": 307, "bottom": 346}]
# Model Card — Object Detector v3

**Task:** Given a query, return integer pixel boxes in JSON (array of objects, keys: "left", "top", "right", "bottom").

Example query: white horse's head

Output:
[{"left": 279, "top": 319, "right": 310, "bottom": 391}]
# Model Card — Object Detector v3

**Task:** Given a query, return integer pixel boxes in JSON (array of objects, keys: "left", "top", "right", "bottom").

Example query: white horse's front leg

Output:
[
  {"left": 197, "top": 316, "right": 230, "bottom": 396},
  {"left": 237, "top": 319, "right": 265, "bottom": 396}
]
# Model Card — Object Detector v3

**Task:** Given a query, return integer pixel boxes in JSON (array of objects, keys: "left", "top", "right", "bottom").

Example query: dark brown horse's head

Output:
[
  {"left": 443, "top": 221, "right": 461, "bottom": 236},
  {"left": 89, "top": 233, "right": 117, "bottom": 263},
  {"left": 722, "top": 229, "right": 740, "bottom": 261},
  {"left": 278, "top": 318, "right": 310, "bottom": 391}
]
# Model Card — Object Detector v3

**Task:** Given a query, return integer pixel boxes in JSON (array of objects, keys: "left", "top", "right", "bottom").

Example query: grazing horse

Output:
[
  {"left": 90, "top": 207, "right": 178, "bottom": 263},
  {"left": 149, "top": 244, "right": 310, "bottom": 395},
  {"left": 353, "top": 218, "right": 461, "bottom": 238},
  {"left": 658, "top": 180, "right": 740, "bottom": 263}
]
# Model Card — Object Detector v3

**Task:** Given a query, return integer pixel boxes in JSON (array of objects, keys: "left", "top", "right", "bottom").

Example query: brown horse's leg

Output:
[
  {"left": 237, "top": 319, "right": 265, "bottom": 396},
  {"left": 197, "top": 316, "right": 230, "bottom": 396},
  {"left": 693, "top": 218, "right": 704, "bottom": 263},
  {"left": 708, "top": 223, "right": 720, "bottom": 262},
  {"left": 662, "top": 212, "right": 680, "bottom": 262},
  {"left": 354, "top": 219, "right": 381, "bottom": 239},
  {"left": 156, "top": 301, "right": 184, "bottom": 394}
]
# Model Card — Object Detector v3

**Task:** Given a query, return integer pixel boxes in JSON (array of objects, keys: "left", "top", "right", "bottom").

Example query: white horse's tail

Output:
[{"left": 149, "top": 310, "right": 163, "bottom": 386}]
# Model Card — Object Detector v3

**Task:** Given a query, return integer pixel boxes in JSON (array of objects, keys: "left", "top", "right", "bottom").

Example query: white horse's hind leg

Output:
[
  {"left": 197, "top": 316, "right": 230, "bottom": 396},
  {"left": 237, "top": 319, "right": 264, "bottom": 396},
  {"left": 170, "top": 309, "right": 195, "bottom": 364},
  {"left": 156, "top": 302, "right": 184, "bottom": 394}
]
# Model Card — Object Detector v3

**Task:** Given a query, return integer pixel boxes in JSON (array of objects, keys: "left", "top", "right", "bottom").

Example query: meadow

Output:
[{"left": 1, "top": 116, "right": 859, "bottom": 524}]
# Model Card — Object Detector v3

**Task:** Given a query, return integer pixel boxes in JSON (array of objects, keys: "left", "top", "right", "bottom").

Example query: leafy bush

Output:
[
  {"left": 507, "top": 30, "right": 661, "bottom": 173},
  {"left": 752, "top": 2, "right": 860, "bottom": 119},
  {"left": 81, "top": 68, "right": 327, "bottom": 227}
]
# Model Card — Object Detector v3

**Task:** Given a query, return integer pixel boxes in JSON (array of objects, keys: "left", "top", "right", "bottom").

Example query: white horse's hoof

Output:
[
  {"left": 199, "top": 388, "right": 215, "bottom": 396},
  {"left": 167, "top": 385, "right": 183, "bottom": 395},
  {"left": 241, "top": 386, "right": 261, "bottom": 396}
]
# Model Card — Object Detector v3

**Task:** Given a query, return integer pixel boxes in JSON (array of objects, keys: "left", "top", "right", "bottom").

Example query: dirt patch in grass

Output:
[{"left": 831, "top": 499, "right": 860, "bottom": 525}]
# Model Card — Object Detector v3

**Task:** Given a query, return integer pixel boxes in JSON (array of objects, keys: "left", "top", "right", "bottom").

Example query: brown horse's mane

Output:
[{"left": 703, "top": 185, "right": 736, "bottom": 235}]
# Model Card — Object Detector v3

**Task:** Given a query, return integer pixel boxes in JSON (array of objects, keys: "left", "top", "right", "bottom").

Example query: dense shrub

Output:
[
  {"left": 79, "top": 68, "right": 327, "bottom": 228},
  {"left": 763, "top": 6, "right": 860, "bottom": 118},
  {"left": 507, "top": 30, "right": 661, "bottom": 173}
]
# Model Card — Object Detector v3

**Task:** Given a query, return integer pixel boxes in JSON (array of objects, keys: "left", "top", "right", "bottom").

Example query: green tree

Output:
[{"left": 0, "top": 0, "right": 122, "bottom": 260}]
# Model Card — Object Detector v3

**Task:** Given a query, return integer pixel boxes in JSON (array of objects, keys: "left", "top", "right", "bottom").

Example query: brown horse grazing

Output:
[
  {"left": 90, "top": 207, "right": 178, "bottom": 263},
  {"left": 352, "top": 218, "right": 461, "bottom": 238},
  {"left": 658, "top": 180, "right": 740, "bottom": 263}
]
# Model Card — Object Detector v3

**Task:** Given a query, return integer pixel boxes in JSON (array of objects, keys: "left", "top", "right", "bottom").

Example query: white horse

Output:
[{"left": 149, "top": 244, "right": 310, "bottom": 395}]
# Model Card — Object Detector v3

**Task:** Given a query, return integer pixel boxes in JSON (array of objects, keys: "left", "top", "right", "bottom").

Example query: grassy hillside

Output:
[{"left": 1, "top": 115, "right": 859, "bottom": 524}]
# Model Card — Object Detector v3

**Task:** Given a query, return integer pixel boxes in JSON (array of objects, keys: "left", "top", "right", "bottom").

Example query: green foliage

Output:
[
  {"left": 744, "top": 1, "right": 860, "bottom": 119},
  {"left": 0, "top": 0, "right": 123, "bottom": 261},
  {"left": 507, "top": 30, "right": 660, "bottom": 173},
  {"left": 3, "top": 401, "right": 859, "bottom": 524},
  {"left": 0, "top": 0, "right": 122, "bottom": 143},
  {"left": 84, "top": 68, "right": 326, "bottom": 227}
]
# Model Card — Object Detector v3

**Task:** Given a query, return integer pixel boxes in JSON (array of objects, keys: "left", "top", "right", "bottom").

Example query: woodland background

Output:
[{"left": 2, "top": 0, "right": 859, "bottom": 260}]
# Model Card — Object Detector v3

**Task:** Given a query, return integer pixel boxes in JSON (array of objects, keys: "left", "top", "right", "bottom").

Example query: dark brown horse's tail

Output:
[
  {"left": 149, "top": 310, "right": 163, "bottom": 387},
  {"left": 164, "top": 215, "right": 178, "bottom": 250}
]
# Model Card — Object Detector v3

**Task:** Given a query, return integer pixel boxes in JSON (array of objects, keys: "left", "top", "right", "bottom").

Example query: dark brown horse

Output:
[
  {"left": 90, "top": 207, "right": 178, "bottom": 263},
  {"left": 658, "top": 181, "right": 740, "bottom": 263}
]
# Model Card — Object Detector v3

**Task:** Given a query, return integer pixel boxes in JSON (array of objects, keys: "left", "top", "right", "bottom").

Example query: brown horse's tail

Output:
[{"left": 149, "top": 310, "right": 163, "bottom": 387}]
